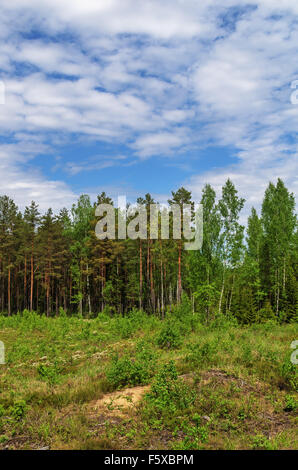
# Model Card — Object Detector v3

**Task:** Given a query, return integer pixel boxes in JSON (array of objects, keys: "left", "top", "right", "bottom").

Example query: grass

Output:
[{"left": 0, "top": 309, "right": 297, "bottom": 450}]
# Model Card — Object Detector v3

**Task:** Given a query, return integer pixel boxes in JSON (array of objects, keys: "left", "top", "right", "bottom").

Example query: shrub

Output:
[
  {"left": 185, "top": 340, "right": 217, "bottom": 367},
  {"left": 176, "top": 421, "right": 209, "bottom": 449},
  {"left": 111, "top": 310, "right": 146, "bottom": 339},
  {"left": 144, "top": 361, "right": 196, "bottom": 417},
  {"left": 171, "top": 294, "right": 192, "bottom": 318},
  {"left": 170, "top": 294, "right": 199, "bottom": 333},
  {"left": 106, "top": 344, "right": 157, "bottom": 389},
  {"left": 156, "top": 320, "right": 183, "bottom": 349},
  {"left": 257, "top": 301, "right": 276, "bottom": 323},
  {"left": 209, "top": 312, "right": 238, "bottom": 330}
]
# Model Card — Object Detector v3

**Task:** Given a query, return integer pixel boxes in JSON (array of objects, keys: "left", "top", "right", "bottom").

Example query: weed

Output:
[{"left": 9, "top": 400, "right": 27, "bottom": 420}]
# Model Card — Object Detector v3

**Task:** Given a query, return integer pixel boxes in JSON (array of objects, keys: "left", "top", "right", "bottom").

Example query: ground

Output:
[{"left": 0, "top": 310, "right": 297, "bottom": 450}]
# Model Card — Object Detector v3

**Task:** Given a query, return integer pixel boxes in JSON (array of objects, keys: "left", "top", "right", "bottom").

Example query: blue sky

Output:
[{"left": 0, "top": 0, "right": 297, "bottom": 218}]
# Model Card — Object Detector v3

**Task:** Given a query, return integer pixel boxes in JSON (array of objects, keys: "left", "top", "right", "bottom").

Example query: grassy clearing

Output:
[{"left": 0, "top": 309, "right": 297, "bottom": 450}]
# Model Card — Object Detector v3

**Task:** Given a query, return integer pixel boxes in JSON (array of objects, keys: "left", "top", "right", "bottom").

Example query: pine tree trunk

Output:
[
  {"left": 283, "top": 257, "right": 286, "bottom": 294},
  {"left": 24, "top": 255, "right": 27, "bottom": 310},
  {"left": 87, "top": 263, "right": 91, "bottom": 315}
]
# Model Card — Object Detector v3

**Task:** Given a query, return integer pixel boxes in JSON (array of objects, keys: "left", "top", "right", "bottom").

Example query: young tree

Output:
[
  {"left": 218, "top": 179, "right": 245, "bottom": 314},
  {"left": 261, "top": 179, "right": 297, "bottom": 316}
]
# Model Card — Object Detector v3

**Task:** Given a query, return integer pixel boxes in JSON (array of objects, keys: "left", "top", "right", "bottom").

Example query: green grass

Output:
[{"left": 0, "top": 310, "right": 297, "bottom": 450}]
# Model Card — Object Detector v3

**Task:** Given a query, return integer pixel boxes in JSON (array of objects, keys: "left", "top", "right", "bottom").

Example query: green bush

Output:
[
  {"left": 185, "top": 340, "right": 217, "bottom": 367},
  {"left": 156, "top": 320, "right": 183, "bottom": 349},
  {"left": 209, "top": 312, "right": 238, "bottom": 330},
  {"left": 110, "top": 309, "right": 147, "bottom": 339},
  {"left": 257, "top": 301, "right": 276, "bottom": 323},
  {"left": 170, "top": 294, "right": 199, "bottom": 333},
  {"left": 144, "top": 361, "right": 196, "bottom": 417},
  {"left": 106, "top": 344, "right": 157, "bottom": 389}
]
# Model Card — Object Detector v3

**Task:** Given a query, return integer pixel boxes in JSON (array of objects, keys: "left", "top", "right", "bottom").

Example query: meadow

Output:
[{"left": 0, "top": 307, "right": 297, "bottom": 450}]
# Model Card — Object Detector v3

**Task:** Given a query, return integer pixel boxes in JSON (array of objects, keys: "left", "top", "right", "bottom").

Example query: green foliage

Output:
[
  {"left": 0, "top": 311, "right": 297, "bottom": 450},
  {"left": 171, "top": 294, "right": 200, "bottom": 332},
  {"left": 173, "top": 419, "right": 209, "bottom": 450},
  {"left": 0, "top": 180, "right": 296, "bottom": 325},
  {"left": 156, "top": 319, "right": 183, "bottom": 349},
  {"left": 0, "top": 405, "right": 5, "bottom": 417},
  {"left": 144, "top": 361, "right": 196, "bottom": 416},
  {"left": 37, "top": 362, "right": 62, "bottom": 385},
  {"left": 185, "top": 340, "right": 217, "bottom": 367},
  {"left": 209, "top": 312, "right": 238, "bottom": 329},
  {"left": 106, "top": 344, "right": 157, "bottom": 389},
  {"left": 284, "top": 394, "right": 298, "bottom": 412},
  {"left": 9, "top": 400, "right": 27, "bottom": 420},
  {"left": 194, "top": 283, "right": 219, "bottom": 324},
  {"left": 59, "top": 307, "right": 67, "bottom": 317},
  {"left": 111, "top": 309, "right": 148, "bottom": 339},
  {"left": 251, "top": 434, "right": 274, "bottom": 450},
  {"left": 280, "top": 357, "right": 297, "bottom": 391},
  {"left": 171, "top": 294, "right": 192, "bottom": 317},
  {"left": 257, "top": 301, "right": 276, "bottom": 323}
]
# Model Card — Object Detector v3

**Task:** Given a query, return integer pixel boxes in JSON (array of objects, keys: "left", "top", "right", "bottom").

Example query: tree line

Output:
[{"left": 0, "top": 178, "right": 296, "bottom": 323}]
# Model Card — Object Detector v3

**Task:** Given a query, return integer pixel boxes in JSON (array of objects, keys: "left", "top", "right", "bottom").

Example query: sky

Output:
[{"left": 0, "top": 0, "right": 297, "bottom": 219}]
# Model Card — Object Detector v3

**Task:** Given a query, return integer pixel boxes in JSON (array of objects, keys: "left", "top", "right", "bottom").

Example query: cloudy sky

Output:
[{"left": 0, "top": 0, "right": 297, "bottom": 216}]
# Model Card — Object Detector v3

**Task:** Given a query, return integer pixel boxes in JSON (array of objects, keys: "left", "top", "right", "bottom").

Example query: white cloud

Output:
[
  {"left": 0, "top": 1, "right": 297, "bottom": 213},
  {"left": 0, "top": 142, "right": 76, "bottom": 211},
  {"left": 1, "top": 0, "right": 221, "bottom": 39}
]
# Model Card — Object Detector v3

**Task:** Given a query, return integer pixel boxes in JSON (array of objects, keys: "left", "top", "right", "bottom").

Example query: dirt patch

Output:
[
  {"left": 90, "top": 384, "right": 150, "bottom": 418},
  {"left": 89, "top": 373, "right": 195, "bottom": 419}
]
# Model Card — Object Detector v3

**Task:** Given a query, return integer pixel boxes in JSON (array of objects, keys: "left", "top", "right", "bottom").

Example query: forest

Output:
[
  {"left": 0, "top": 178, "right": 297, "bottom": 451},
  {"left": 0, "top": 177, "right": 296, "bottom": 322}
]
